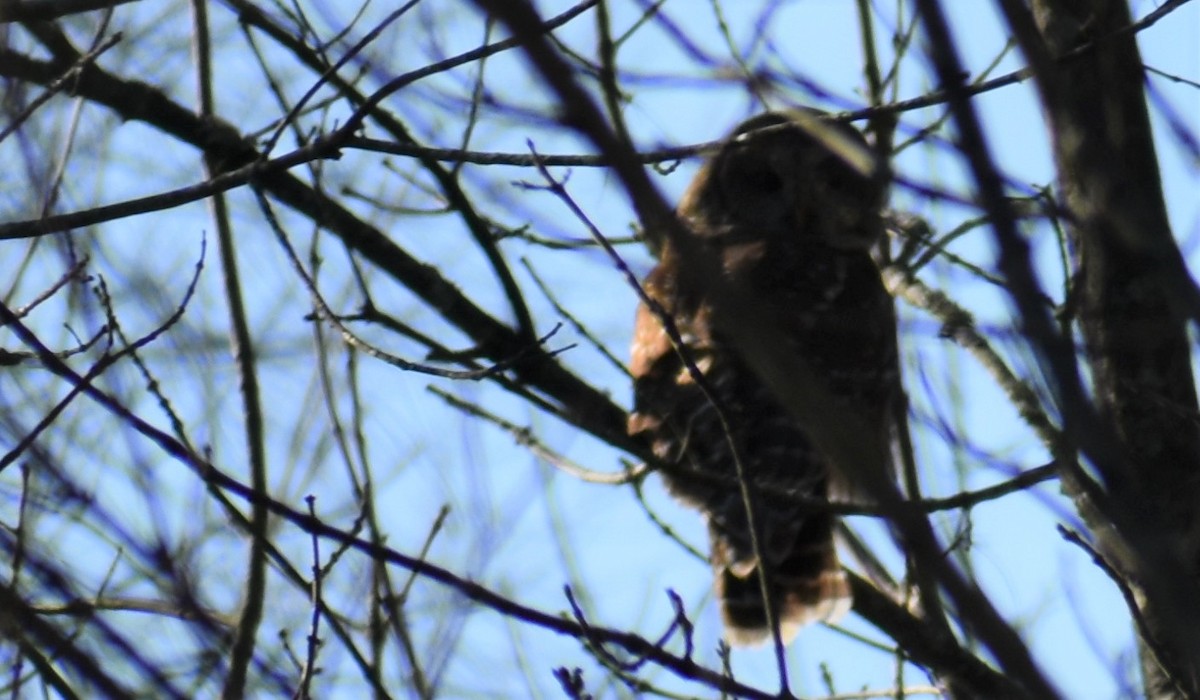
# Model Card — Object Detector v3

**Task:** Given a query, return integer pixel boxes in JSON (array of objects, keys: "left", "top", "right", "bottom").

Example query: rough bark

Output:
[{"left": 1020, "top": 1, "right": 1200, "bottom": 696}]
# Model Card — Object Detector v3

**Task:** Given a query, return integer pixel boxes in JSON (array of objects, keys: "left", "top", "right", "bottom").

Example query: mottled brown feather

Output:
[{"left": 628, "top": 110, "right": 898, "bottom": 646}]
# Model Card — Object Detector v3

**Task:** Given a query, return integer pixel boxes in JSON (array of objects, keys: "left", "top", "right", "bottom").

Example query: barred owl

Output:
[{"left": 627, "top": 111, "right": 898, "bottom": 645}]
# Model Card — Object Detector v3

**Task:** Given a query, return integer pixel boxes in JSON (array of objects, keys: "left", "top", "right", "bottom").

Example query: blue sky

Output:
[{"left": 3, "top": 0, "right": 1198, "bottom": 697}]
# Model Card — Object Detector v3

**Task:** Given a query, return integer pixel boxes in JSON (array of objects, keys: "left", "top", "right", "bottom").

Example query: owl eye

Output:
[
  {"left": 819, "top": 158, "right": 875, "bottom": 202},
  {"left": 719, "top": 145, "right": 785, "bottom": 198},
  {"left": 743, "top": 165, "right": 783, "bottom": 194},
  {"left": 824, "top": 169, "right": 848, "bottom": 194},
  {"left": 720, "top": 154, "right": 787, "bottom": 198}
]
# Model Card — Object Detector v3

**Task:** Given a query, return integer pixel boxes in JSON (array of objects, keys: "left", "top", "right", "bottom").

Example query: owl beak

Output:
[{"left": 804, "top": 202, "right": 882, "bottom": 252}]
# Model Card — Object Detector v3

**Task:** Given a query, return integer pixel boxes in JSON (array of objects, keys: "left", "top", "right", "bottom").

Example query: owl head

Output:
[{"left": 678, "top": 110, "right": 885, "bottom": 252}]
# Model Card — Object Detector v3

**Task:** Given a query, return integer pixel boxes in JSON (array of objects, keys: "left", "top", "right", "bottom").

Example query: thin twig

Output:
[
  {"left": 1057, "top": 525, "right": 1187, "bottom": 698},
  {"left": 429, "top": 386, "right": 645, "bottom": 485},
  {"left": 254, "top": 188, "right": 564, "bottom": 380},
  {"left": 521, "top": 258, "right": 632, "bottom": 378},
  {"left": 882, "top": 265, "right": 1063, "bottom": 456},
  {"left": 0, "top": 33, "right": 121, "bottom": 144},
  {"left": 191, "top": 2, "right": 268, "bottom": 694},
  {"left": 296, "top": 496, "right": 324, "bottom": 700}
]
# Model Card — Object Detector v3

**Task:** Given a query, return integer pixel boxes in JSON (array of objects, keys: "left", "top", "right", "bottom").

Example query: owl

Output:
[{"left": 627, "top": 111, "right": 899, "bottom": 645}]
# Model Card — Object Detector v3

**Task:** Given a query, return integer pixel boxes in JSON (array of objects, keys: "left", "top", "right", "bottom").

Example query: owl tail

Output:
[{"left": 713, "top": 515, "right": 851, "bottom": 646}]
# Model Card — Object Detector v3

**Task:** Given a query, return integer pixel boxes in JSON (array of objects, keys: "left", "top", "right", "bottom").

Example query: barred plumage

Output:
[{"left": 628, "top": 111, "right": 899, "bottom": 645}]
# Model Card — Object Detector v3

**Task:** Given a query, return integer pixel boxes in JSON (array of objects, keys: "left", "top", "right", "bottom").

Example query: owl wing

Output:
[
  {"left": 627, "top": 296, "right": 674, "bottom": 439},
  {"left": 627, "top": 262, "right": 710, "bottom": 440},
  {"left": 628, "top": 259, "right": 852, "bottom": 646}
]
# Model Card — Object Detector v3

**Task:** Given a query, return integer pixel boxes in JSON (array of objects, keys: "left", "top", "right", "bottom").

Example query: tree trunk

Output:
[{"left": 1026, "top": 1, "right": 1200, "bottom": 696}]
